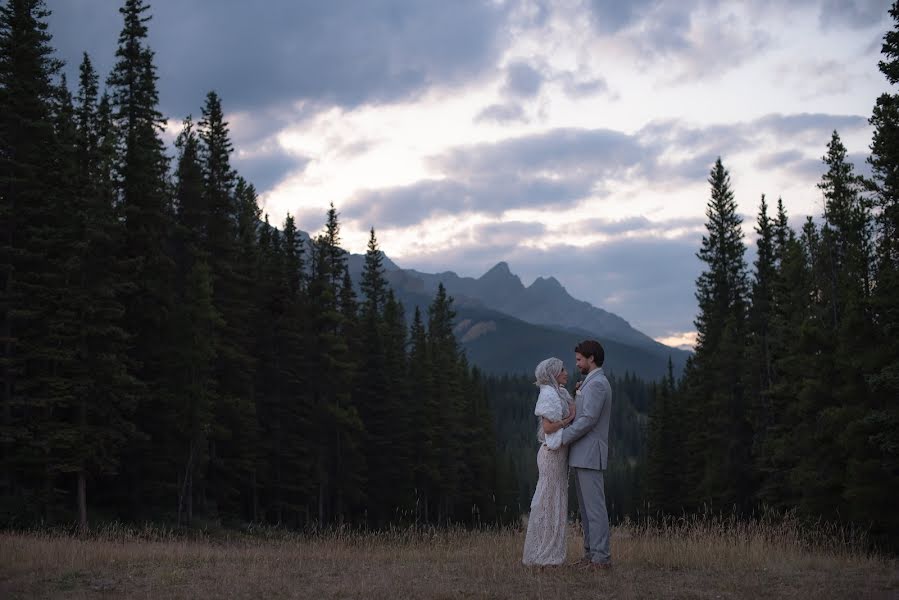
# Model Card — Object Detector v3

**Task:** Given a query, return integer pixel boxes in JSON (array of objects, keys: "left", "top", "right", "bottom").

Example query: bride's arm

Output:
[{"left": 542, "top": 410, "right": 574, "bottom": 434}]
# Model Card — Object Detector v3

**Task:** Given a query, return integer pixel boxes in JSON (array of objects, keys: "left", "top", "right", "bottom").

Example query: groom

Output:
[{"left": 562, "top": 339, "right": 613, "bottom": 569}]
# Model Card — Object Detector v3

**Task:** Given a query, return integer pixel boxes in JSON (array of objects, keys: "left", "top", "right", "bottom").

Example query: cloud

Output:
[
  {"left": 755, "top": 149, "right": 807, "bottom": 171},
  {"left": 233, "top": 147, "right": 309, "bottom": 195},
  {"left": 819, "top": 0, "right": 893, "bottom": 29},
  {"left": 557, "top": 72, "right": 609, "bottom": 97},
  {"left": 343, "top": 174, "right": 591, "bottom": 228},
  {"left": 585, "top": 1, "right": 770, "bottom": 82},
  {"left": 342, "top": 127, "right": 653, "bottom": 226},
  {"left": 475, "top": 102, "right": 528, "bottom": 124},
  {"left": 754, "top": 112, "right": 869, "bottom": 136},
  {"left": 436, "top": 127, "right": 647, "bottom": 175},
  {"left": 47, "top": 0, "right": 510, "bottom": 118},
  {"left": 343, "top": 111, "right": 869, "bottom": 227},
  {"left": 573, "top": 216, "right": 706, "bottom": 238},
  {"left": 473, "top": 220, "right": 547, "bottom": 243},
  {"left": 587, "top": 0, "right": 665, "bottom": 34},
  {"left": 503, "top": 60, "right": 544, "bottom": 97}
]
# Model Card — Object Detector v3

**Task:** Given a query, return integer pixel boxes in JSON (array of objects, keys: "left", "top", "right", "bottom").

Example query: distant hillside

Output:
[
  {"left": 392, "top": 262, "right": 685, "bottom": 355},
  {"left": 388, "top": 286, "right": 683, "bottom": 381},
  {"left": 344, "top": 248, "right": 689, "bottom": 380}
]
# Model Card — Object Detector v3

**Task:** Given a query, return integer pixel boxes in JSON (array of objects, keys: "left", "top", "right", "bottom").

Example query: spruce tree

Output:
[
  {"left": 747, "top": 195, "right": 776, "bottom": 494},
  {"left": 63, "top": 55, "right": 137, "bottom": 530},
  {"left": 356, "top": 228, "right": 394, "bottom": 524},
  {"left": 408, "top": 306, "right": 438, "bottom": 524},
  {"left": 171, "top": 116, "right": 218, "bottom": 524},
  {"left": 428, "top": 283, "right": 463, "bottom": 522},
  {"left": 0, "top": 0, "right": 65, "bottom": 520},
  {"left": 306, "top": 209, "right": 364, "bottom": 524},
  {"left": 106, "top": 0, "right": 177, "bottom": 516},
  {"left": 682, "top": 158, "right": 752, "bottom": 512},
  {"left": 857, "top": 0, "right": 899, "bottom": 548}
]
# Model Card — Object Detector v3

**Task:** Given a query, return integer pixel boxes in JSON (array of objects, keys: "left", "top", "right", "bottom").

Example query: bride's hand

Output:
[{"left": 567, "top": 401, "right": 576, "bottom": 417}]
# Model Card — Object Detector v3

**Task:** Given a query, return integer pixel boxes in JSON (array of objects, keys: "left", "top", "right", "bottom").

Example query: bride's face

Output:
[{"left": 555, "top": 367, "right": 568, "bottom": 386}]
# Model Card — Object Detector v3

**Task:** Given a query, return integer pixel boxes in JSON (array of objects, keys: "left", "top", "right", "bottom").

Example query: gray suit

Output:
[{"left": 561, "top": 367, "right": 612, "bottom": 564}]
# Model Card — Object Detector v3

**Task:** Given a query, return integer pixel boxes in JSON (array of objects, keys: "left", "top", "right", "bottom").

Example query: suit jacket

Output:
[{"left": 561, "top": 367, "right": 612, "bottom": 470}]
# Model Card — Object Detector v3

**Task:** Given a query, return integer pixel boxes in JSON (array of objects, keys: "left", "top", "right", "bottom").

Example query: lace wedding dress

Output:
[{"left": 522, "top": 385, "right": 570, "bottom": 566}]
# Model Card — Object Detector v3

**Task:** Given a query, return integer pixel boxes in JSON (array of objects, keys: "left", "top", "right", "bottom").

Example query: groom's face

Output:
[{"left": 575, "top": 352, "right": 594, "bottom": 375}]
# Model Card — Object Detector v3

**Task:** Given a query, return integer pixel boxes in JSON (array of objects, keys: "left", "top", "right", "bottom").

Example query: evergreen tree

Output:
[
  {"left": 408, "top": 306, "right": 439, "bottom": 524},
  {"left": 306, "top": 209, "right": 364, "bottom": 524},
  {"left": 0, "top": 0, "right": 65, "bottom": 520},
  {"left": 381, "top": 290, "right": 415, "bottom": 522},
  {"left": 747, "top": 195, "right": 776, "bottom": 494},
  {"left": 427, "top": 283, "right": 463, "bottom": 523},
  {"left": 62, "top": 55, "right": 137, "bottom": 530},
  {"left": 171, "top": 116, "right": 217, "bottom": 525},
  {"left": 682, "top": 158, "right": 752, "bottom": 512},
  {"left": 106, "top": 0, "right": 177, "bottom": 517},
  {"left": 858, "top": 0, "right": 899, "bottom": 548},
  {"left": 756, "top": 201, "right": 808, "bottom": 509},
  {"left": 212, "top": 176, "right": 261, "bottom": 519},
  {"left": 644, "top": 360, "right": 680, "bottom": 514},
  {"left": 355, "top": 228, "right": 398, "bottom": 524}
]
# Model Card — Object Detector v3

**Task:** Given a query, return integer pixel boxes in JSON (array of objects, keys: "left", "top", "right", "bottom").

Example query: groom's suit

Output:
[{"left": 561, "top": 366, "right": 612, "bottom": 564}]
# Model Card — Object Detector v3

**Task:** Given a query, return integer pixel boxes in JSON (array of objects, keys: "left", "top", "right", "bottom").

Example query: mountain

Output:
[
  {"left": 343, "top": 248, "right": 690, "bottom": 379},
  {"left": 385, "top": 286, "right": 683, "bottom": 381},
  {"left": 381, "top": 261, "right": 690, "bottom": 363}
]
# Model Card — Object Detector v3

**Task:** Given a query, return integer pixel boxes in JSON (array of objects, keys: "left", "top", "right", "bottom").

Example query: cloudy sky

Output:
[{"left": 48, "top": 0, "right": 893, "bottom": 348}]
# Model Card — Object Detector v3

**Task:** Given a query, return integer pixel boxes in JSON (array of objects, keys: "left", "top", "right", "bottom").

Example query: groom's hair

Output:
[{"left": 575, "top": 339, "right": 605, "bottom": 367}]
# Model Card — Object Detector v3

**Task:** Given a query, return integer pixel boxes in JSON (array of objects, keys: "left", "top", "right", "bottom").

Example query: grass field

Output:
[{"left": 1, "top": 516, "right": 896, "bottom": 599}]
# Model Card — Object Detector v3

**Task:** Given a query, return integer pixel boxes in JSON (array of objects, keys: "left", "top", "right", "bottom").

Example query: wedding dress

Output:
[{"left": 522, "top": 385, "right": 570, "bottom": 566}]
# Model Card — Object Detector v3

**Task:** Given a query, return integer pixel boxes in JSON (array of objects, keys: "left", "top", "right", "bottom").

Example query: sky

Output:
[{"left": 47, "top": 0, "right": 894, "bottom": 349}]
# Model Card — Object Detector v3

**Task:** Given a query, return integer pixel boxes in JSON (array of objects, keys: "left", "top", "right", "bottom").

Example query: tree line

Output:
[
  {"left": 0, "top": 0, "right": 521, "bottom": 531},
  {"left": 643, "top": 3, "right": 899, "bottom": 551}
]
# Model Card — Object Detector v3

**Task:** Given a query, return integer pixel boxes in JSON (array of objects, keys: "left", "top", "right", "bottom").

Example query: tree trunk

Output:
[{"left": 77, "top": 470, "right": 88, "bottom": 532}]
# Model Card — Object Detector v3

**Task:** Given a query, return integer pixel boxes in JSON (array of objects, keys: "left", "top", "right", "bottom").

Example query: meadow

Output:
[{"left": 1, "top": 515, "right": 895, "bottom": 599}]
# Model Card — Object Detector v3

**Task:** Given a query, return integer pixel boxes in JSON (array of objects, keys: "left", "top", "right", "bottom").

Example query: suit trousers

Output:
[{"left": 573, "top": 467, "right": 611, "bottom": 564}]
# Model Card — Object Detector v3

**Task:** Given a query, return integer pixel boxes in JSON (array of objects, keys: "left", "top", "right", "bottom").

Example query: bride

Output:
[{"left": 522, "top": 357, "right": 576, "bottom": 567}]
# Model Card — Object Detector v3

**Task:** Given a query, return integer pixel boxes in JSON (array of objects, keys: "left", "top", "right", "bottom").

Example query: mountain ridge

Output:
[{"left": 343, "top": 251, "right": 691, "bottom": 378}]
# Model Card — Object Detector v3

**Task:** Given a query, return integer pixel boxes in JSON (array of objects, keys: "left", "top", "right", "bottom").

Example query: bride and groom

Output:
[{"left": 522, "top": 339, "right": 612, "bottom": 569}]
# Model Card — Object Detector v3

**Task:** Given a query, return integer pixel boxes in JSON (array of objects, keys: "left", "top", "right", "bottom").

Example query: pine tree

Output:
[
  {"left": 682, "top": 158, "right": 752, "bottom": 512},
  {"left": 644, "top": 360, "right": 680, "bottom": 514},
  {"left": 212, "top": 176, "right": 261, "bottom": 519},
  {"left": 0, "top": 0, "right": 66, "bottom": 520},
  {"left": 756, "top": 200, "right": 809, "bottom": 509},
  {"left": 62, "top": 55, "right": 138, "bottom": 530},
  {"left": 360, "top": 228, "right": 387, "bottom": 315},
  {"left": 818, "top": 131, "right": 873, "bottom": 327},
  {"left": 171, "top": 116, "right": 218, "bottom": 525},
  {"left": 306, "top": 209, "right": 364, "bottom": 524},
  {"left": 428, "top": 283, "right": 464, "bottom": 522},
  {"left": 408, "top": 306, "right": 439, "bottom": 524},
  {"left": 106, "top": 0, "right": 177, "bottom": 517},
  {"left": 355, "top": 228, "right": 394, "bottom": 524},
  {"left": 747, "top": 195, "right": 776, "bottom": 496},
  {"left": 381, "top": 290, "right": 415, "bottom": 522},
  {"left": 270, "top": 214, "right": 313, "bottom": 525},
  {"left": 857, "top": 0, "right": 899, "bottom": 548}
]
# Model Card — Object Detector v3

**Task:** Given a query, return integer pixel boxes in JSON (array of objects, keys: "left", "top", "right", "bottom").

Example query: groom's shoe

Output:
[{"left": 571, "top": 556, "right": 592, "bottom": 567}]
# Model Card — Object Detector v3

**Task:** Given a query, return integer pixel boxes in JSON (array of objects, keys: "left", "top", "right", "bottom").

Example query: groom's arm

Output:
[{"left": 561, "top": 381, "right": 606, "bottom": 446}]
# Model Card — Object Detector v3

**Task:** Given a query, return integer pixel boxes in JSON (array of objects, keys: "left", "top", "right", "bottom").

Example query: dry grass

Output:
[{"left": 1, "top": 516, "right": 896, "bottom": 599}]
